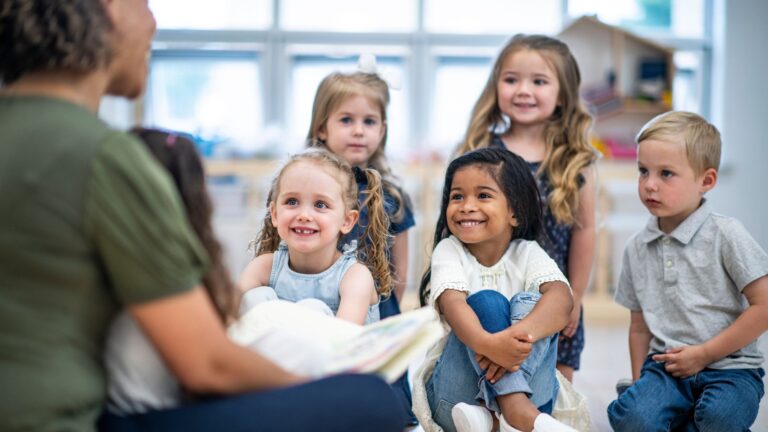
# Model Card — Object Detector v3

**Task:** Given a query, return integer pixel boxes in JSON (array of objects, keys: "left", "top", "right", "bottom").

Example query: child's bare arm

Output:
[
  {"left": 512, "top": 281, "right": 573, "bottom": 340},
  {"left": 238, "top": 253, "right": 274, "bottom": 294},
  {"left": 629, "top": 311, "right": 652, "bottom": 381},
  {"left": 653, "top": 275, "right": 768, "bottom": 377},
  {"left": 390, "top": 232, "right": 409, "bottom": 302},
  {"left": 337, "top": 263, "right": 378, "bottom": 325},
  {"left": 564, "top": 166, "right": 597, "bottom": 337},
  {"left": 438, "top": 290, "right": 532, "bottom": 374}
]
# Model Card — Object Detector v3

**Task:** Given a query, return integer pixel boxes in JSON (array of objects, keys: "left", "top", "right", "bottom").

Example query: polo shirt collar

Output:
[{"left": 639, "top": 199, "right": 712, "bottom": 245}]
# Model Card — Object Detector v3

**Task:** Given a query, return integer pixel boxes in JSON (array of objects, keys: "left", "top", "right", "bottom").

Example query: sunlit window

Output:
[
  {"left": 144, "top": 52, "right": 263, "bottom": 157},
  {"left": 150, "top": 0, "right": 272, "bottom": 30},
  {"left": 425, "top": 0, "right": 562, "bottom": 35},
  {"left": 287, "top": 55, "right": 409, "bottom": 160},
  {"left": 428, "top": 56, "right": 494, "bottom": 157},
  {"left": 281, "top": 0, "right": 417, "bottom": 32},
  {"left": 568, "top": 0, "right": 704, "bottom": 38}
]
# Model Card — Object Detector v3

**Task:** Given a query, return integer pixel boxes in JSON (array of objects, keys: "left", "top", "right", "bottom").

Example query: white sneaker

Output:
[
  {"left": 532, "top": 413, "right": 577, "bottom": 432},
  {"left": 451, "top": 402, "right": 494, "bottom": 432},
  {"left": 498, "top": 412, "right": 577, "bottom": 432}
]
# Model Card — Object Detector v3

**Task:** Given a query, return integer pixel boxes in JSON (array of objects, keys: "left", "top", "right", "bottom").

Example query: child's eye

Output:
[
  {"left": 285, "top": 198, "right": 298, "bottom": 206},
  {"left": 339, "top": 117, "right": 353, "bottom": 124},
  {"left": 478, "top": 192, "right": 492, "bottom": 199},
  {"left": 504, "top": 77, "right": 517, "bottom": 84},
  {"left": 661, "top": 170, "right": 674, "bottom": 178},
  {"left": 638, "top": 167, "right": 648, "bottom": 176},
  {"left": 315, "top": 201, "right": 329, "bottom": 209},
  {"left": 364, "top": 118, "right": 378, "bottom": 126},
  {"left": 450, "top": 193, "right": 463, "bottom": 201},
  {"left": 533, "top": 78, "right": 547, "bottom": 85}
]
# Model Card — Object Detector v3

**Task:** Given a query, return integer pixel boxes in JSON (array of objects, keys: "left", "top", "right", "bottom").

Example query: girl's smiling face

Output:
[
  {"left": 270, "top": 161, "right": 357, "bottom": 255},
  {"left": 318, "top": 95, "right": 385, "bottom": 168},
  {"left": 446, "top": 165, "right": 518, "bottom": 265},
  {"left": 496, "top": 49, "right": 561, "bottom": 128}
]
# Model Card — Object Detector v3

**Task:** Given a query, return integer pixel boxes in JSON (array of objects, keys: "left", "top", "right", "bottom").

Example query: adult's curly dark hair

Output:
[{"left": 0, "top": 0, "right": 113, "bottom": 84}]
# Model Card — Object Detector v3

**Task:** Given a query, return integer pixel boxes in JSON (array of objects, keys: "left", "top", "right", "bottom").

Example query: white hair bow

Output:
[{"left": 357, "top": 53, "right": 402, "bottom": 90}]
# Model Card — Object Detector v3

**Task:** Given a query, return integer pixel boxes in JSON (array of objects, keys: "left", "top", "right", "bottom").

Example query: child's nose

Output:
[
  {"left": 298, "top": 207, "right": 313, "bottom": 221},
  {"left": 460, "top": 198, "right": 477, "bottom": 211}
]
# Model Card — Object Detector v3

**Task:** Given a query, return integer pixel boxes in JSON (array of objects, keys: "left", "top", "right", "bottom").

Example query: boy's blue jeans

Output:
[
  {"left": 426, "top": 290, "right": 559, "bottom": 432},
  {"left": 607, "top": 356, "right": 765, "bottom": 432}
]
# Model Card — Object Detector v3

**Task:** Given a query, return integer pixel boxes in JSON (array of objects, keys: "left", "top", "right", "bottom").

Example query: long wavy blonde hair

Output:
[
  {"left": 306, "top": 71, "right": 411, "bottom": 223},
  {"left": 456, "top": 34, "right": 596, "bottom": 225},
  {"left": 253, "top": 148, "right": 393, "bottom": 297}
]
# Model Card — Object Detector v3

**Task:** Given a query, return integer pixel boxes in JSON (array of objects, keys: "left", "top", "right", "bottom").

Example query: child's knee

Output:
[
  {"left": 607, "top": 397, "right": 656, "bottom": 432},
  {"left": 466, "top": 290, "right": 510, "bottom": 332},
  {"left": 296, "top": 298, "right": 334, "bottom": 316},
  {"left": 509, "top": 291, "right": 541, "bottom": 321},
  {"left": 240, "top": 286, "right": 278, "bottom": 315},
  {"left": 694, "top": 392, "right": 760, "bottom": 432}
]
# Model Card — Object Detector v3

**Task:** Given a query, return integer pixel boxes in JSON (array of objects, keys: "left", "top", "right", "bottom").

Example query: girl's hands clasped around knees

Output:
[{"left": 477, "top": 326, "right": 533, "bottom": 378}]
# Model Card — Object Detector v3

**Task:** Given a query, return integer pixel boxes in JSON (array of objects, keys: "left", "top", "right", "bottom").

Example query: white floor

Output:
[{"left": 410, "top": 325, "right": 768, "bottom": 432}]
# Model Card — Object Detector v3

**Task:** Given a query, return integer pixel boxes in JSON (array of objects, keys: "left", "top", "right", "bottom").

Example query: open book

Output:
[{"left": 228, "top": 300, "right": 444, "bottom": 383}]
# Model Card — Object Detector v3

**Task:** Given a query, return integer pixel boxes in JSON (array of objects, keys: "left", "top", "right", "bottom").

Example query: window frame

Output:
[{"left": 132, "top": 0, "right": 712, "bottom": 159}]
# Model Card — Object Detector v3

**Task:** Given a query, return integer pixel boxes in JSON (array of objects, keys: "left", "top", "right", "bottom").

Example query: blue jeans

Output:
[
  {"left": 98, "top": 374, "right": 407, "bottom": 432},
  {"left": 426, "top": 290, "right": 559, "bottom": 432},
  {"left": 607, "top": 356, "right": 765, "bottom": 432}
]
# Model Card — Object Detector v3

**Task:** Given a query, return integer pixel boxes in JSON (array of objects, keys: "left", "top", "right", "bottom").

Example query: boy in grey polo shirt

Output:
[{"left": 607, "top": 111, "right": 768, "bottom": 431}]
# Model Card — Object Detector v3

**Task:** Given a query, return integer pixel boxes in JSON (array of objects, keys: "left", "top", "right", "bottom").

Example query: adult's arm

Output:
[{"left": 132, "top": 287, "right": 304, "bottom": 394}]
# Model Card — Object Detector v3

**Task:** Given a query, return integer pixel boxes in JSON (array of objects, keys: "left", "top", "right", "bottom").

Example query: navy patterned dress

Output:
[{"left": 491, "top": 135, "right": 585, "bottom": 370}]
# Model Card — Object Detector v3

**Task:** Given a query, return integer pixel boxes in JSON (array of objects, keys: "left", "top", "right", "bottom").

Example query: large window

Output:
[
  {"left": 144, "top": 52, "right": 263, "bottom": 157},
  {"left": 128, "top": 0, "right": 711, "bottom": 161}
]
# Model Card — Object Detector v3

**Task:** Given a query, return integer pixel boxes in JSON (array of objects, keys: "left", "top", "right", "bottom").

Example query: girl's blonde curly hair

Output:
[{"left": 252, "top": 148, "right": 393, "bottom": 297}]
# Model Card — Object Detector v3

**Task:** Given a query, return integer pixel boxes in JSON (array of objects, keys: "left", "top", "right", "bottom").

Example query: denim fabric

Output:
[
  {"left": 607, "top": 357, "right": 765, "bottom": 432},
  {"left": 98, "top": 374, "right": 407, "bottom": 432},
  {"left": 426, "top": 290, "right": 559, "bottom": 432},
  {"left": 269, "top": 242, "right": 379, "bottom": 324}
]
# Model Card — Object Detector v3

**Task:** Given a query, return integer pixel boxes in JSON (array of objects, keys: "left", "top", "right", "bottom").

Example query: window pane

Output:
[
  {"left": 425, "top": 0, "right": 562, "bottom": 34},
  {"left": 150, "top": 0, "right": 272, "bottom": 30},
  {"left": 144, "top": 53, "right": 263, "bottom": 157},
  {"left": 672, "top": 50, "right": 702, "bottom": 112},
  {"left": 568, "top": 0, "right": 704, "bottom": 38},
  {"left": 428, "top": 57, "right": 493, "bottom": 158},
  {"left": 281, "top": 0, "right": 417, "bottom": 32},
  {"left": 288, "top": 55, "right": 409, "bottom": 160}
]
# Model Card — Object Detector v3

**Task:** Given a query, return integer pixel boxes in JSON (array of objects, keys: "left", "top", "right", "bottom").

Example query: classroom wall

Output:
[{"left": 709, "top": 0, "right": 768, "bottom": 248}]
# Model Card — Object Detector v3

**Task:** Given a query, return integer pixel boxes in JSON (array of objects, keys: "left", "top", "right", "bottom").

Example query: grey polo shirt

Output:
[{"left": 615, "top": 200, "right": 768, "bottom": 369}]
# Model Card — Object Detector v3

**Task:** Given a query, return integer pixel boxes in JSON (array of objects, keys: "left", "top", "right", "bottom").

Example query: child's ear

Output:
[
  {"left": 269, "top": 201, "right": 277, "bottom": 223},
  {"left": 509, "top": 212, "right": 519, "bottom": 228},
  {"left": 700, "top": 167, "right": 718, "bottom": 193},
  {"left": 317, "top": 125, "right": 327, "bottom": 141},
  {"left": 340, "top": 210, "right": 359, "bottom": 234}
]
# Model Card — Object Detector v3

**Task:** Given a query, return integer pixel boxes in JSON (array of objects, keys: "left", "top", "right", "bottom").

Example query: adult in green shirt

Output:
[{"left": 0, "top": 1, "right": 405, "bottom": 431}]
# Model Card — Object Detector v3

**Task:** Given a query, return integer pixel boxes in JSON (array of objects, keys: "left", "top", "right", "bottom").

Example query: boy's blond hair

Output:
[{"left": 636, "top": 111, "right": 721, "bottom": 175}]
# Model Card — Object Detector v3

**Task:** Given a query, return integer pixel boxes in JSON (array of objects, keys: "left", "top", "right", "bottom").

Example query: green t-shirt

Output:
[{"left": 0, "top": 96, "right": 208, "bottom": 431}]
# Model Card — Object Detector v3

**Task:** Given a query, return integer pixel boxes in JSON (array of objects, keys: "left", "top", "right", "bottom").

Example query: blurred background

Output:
[{"left": 98, "top": 1, "right": 768, "bottom": 429}]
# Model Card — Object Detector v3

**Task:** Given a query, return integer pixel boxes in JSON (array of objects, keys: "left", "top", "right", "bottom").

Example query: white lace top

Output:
[{"left": 414, "top": 235, "right": 570, "bottom": 432}]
